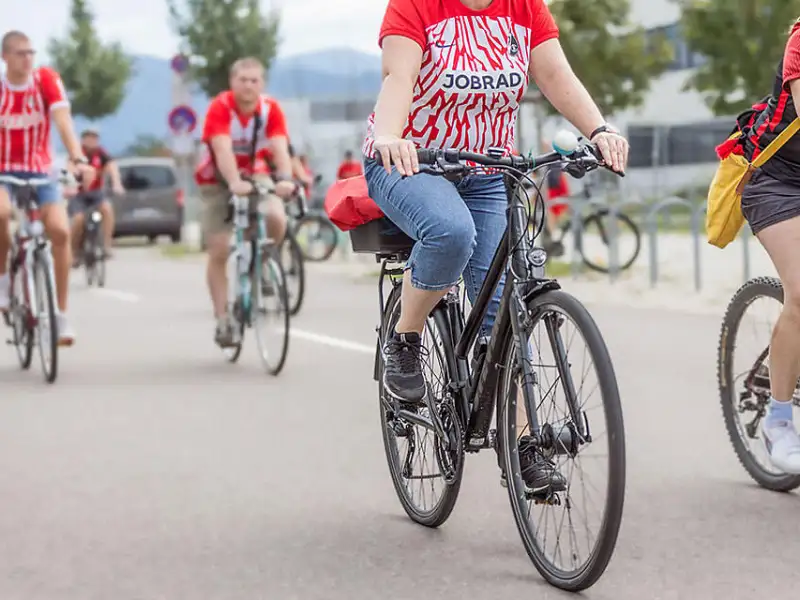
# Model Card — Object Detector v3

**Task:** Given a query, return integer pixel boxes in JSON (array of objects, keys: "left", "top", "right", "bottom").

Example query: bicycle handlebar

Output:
[{"left": 374, "top": 141, "right": 624, "bottom": 178}]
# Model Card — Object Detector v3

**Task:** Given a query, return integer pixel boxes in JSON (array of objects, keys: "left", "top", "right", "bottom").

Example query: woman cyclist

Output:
[
  {"left": 740, "top": 18, "right": 800, "bottom": 473},
  {"left": 364, "top": 0, "right": 628, "bottom": 493}
]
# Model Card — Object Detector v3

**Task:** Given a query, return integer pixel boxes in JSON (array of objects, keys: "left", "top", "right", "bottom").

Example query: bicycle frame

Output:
[
  {"left": 228, "top": 193, "right": 266, "bottom": 325},
  {"left": 375, "top": 169, "right": 585, "bottom": 452},
  {"left": 6, "top": 183, "right": 54, "bottom": 330}
]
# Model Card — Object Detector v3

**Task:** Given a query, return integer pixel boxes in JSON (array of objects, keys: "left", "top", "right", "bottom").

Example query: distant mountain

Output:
[{"left": 63, "top": 48, "right": 382, "bottom": 154}]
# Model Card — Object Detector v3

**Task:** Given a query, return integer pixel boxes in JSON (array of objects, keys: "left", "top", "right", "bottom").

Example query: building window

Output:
[{"left": 627, "top": 121, "right": 732, "bottom": 168}]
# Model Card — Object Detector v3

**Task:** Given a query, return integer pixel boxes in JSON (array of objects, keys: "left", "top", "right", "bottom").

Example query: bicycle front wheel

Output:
[
  {"left": 253, "top": 249, "right": 290, "bottom": 375},
  {"left": 498, "top": 290, "right": 625, "bottom": 591},
  {"left": 580, "top": 210, "right": 641, "bottom": 274},
  {"left": 34, "top": 252, "right": 59, "bottom": 383}
]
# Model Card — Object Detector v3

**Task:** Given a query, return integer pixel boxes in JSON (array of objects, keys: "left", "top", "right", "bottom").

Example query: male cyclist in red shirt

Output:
[
  {"left": 195, "top": 56, "right": 296, "bottom": 347},
  {"left": 0, "top": 30, "right": 95, "bottom": 346},
  {"left": 336, "top": 150, "right": 363, "bottom": 180},
  {"left": 69, "top": 128, "right": 124, "bottom": 264}
]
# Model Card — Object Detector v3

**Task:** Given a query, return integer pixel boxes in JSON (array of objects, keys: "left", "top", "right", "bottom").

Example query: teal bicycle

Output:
[{"left": 222, "top": 184, "right": 290, "bottom": 375}]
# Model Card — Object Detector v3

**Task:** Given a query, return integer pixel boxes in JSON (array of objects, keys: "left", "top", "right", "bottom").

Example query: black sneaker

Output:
[
  {"left": 500, "top": 438, "right": 568, "bottom": 495},
  {"left": 382, "top": 331, "right": 426, "bottom": 403}
]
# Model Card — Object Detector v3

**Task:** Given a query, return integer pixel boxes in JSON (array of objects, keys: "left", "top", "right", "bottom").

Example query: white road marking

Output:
[
  {"left": 87, "top": 286, "right": 375, "bottom": 355},
  {"left": 291, "top": 328, "right": 374, "bottom": 355},
  {"left": 89, "top": 288, "right": 141, "bottom": 303}
]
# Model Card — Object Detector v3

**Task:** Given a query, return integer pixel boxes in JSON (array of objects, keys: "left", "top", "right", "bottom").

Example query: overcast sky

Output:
[{"left": 5, "top": 0, "right": 386, "bottom": 61}]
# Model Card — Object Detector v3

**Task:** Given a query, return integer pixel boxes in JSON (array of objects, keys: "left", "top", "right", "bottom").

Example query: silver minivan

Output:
[{"left": 112, "top": 157, "right": 184, "bottom": 243}]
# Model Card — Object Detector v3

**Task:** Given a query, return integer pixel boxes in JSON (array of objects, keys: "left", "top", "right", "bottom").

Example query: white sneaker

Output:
[
  {"left": 763, "top": 419, "right": 800, "bottom": 474},
  {"left": 0, "top": 274, "right": 9, "bottom": 312},
  {"left": 56, "top": 313, "right": 76, "bottom": 347}
]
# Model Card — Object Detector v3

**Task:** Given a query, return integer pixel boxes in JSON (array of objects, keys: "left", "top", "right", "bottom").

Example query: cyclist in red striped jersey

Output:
[
  {"left": 0, "top": 31, "right": 95, "bottom": 346},
  {"left": 364, "top": 0, "right": 628, "bottom": 494}
]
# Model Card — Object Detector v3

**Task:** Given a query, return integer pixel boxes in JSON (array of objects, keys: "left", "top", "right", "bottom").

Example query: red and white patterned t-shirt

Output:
[
  {"left": 0, "top": 67, "right": 69, "bottom": 173},
  {"left": 363, "top": 0, "right": 558, "bottom": 158},
  {"left": 194, "top": 90, "right": 288, "bottom": 185}
]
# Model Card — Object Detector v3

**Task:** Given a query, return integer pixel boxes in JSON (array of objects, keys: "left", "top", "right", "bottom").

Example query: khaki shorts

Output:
[{"left": 199, "top": 175, "right": 284, "bottom": 235}]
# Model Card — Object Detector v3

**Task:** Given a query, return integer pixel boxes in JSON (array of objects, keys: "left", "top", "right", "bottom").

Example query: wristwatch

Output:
[
  {"left": 589, "top": 123, "right": 619, "bottom": 140},
  {"left": 71, "top": 156, "right": 89, "bottom": 166}
]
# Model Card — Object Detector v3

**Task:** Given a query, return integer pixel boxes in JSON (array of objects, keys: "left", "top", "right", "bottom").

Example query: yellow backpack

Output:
[{"left": 706, "top": 117, "right": 800, "bottom": 248}]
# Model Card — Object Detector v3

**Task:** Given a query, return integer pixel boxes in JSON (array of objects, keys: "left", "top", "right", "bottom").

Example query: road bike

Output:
[
  {"left": 1, "top": 174, "right": 64, "bottom": 383},
  {"left": 524, "top": 176, "right": 641, "bottom": 274},
  {"left": 350, "top": 136, "right": 626, "bottom": 591},
  {"left": 221, "top": 183, "right": 290, "bottom": 376},
  {"left": 718, "top": 276, "right": 800, "bottom": 491},
  {"left": 279, "top": 184, "right": 309, "bottom": 316}
]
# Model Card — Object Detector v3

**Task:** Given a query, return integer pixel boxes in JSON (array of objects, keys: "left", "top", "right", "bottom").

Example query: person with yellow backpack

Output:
[{"left": 708, "top": 18, "right": 800, "bottom": 473}]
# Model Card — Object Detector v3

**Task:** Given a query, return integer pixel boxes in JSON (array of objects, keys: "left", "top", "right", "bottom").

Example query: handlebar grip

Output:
[{"left": 373, "top": 148, "right": 437, "bottom": 167}]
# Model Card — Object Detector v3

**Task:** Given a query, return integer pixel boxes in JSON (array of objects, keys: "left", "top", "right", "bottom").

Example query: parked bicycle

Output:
[
  {"left": 350, "top": 135, "right": 626, "bottom": 591},
  {"left": 718, "top": 276, "right": 800, "bottom": 491},
  {"left": 1, "top": 173, "right": 66, "bottom": 383},
  {"left": 525, "top": 176, "right": 641, "bottom": 274},
  {"left": 290, "top": 174, "right": 339, "bottom": 263},
  {"left": 222, "top": 181, "right": 290, "bottom": 375}
]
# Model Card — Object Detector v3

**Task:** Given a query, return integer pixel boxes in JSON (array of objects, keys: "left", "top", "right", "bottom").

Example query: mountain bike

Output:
[
  {"left": 280, "top": 184, "right": 309, "bottom": 316},
  {"left": 525, "top": 177, "right": 641, "bottom": 274},
  {"left": 718, "top": 276, "right": 800, "bottom": 491},
  {"left": 351, "top": 137, "right": 626, "bottom": 591},
  {"left": 221, "top": 182, "right": 290, "bottom": 376},
  {"left": 1, "top": 174, "right": 63, "bottom": 383}
]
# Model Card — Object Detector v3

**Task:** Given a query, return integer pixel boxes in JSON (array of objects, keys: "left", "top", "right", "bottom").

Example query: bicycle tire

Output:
[
  {"left": 377, "top": 284, "right": 464, "bottom": 528},
  {"left": 294, "top": 213, "right": 338, "bottom": 262},
  {"left": 717, "top": 276, "right": 800, "bottom": 492},
  {"left": 498, "top": 290, "right": 625, "bottom": 591},
  {"left": 11, "top": 265, "right": 33, "bottom": 370},
  {"left": 281, "top": 231, "right": 306, "bottom": 316},
  {"left": 253, "top": 252, "right": 290, "bottom": 375},
  {"left": 580, "top": 210, "right": 641, "bottom": 274},
  {"left": 83, "top": 227, "right": 98, "bottom": 287},
  {"left": 34, "top": 253, "right": 59, "bottom": 383}
]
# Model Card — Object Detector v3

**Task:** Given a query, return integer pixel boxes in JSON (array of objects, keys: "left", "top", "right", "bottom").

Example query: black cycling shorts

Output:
[
  {"left": 68, "top": 190, "right": 105, "bottom": 217},
  {"left": 741, "top": 169, "right": 800, "bottom": 235}
]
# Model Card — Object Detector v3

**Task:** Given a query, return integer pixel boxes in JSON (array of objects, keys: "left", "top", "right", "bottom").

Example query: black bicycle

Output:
[
  {"left": 351, "top": 139, "right": 626, "bottom": 591},
  {"left": 528, "top": 178, "right": 641, "bottom": 274}
]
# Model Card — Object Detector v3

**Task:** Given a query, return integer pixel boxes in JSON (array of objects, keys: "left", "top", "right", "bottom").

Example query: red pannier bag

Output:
[{"left": 323, "top": 175, "right": 383, "bottom": 231}]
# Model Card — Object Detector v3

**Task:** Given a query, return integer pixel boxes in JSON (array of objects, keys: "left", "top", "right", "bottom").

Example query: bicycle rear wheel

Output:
[
  {"left": 34, "top": 252, "right": 59, "bottom": 383},
  {"left": 378, "top": 284, "right": 464, "bottom": 528},
  {"left": 580, "top": 210, "right": 641, "bottom": 274},
  {"left": 498, "top": 290, "right": 625, "bottom": 591},
  {"left": 280, "top": 231, "right": 305, "bottom": 316},
  {"left": 294, "top": 213, "right": 338, "bottom": 262},
  {"left": 717, "top": 277, "right": 800, "bottom": 491},
  {"left": 253, "top": 247, "right": 290, "bottom": 375}
]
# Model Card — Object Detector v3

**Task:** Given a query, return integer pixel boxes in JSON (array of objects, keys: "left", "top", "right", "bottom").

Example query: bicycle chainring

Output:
[{"left": 434, "top": 399, "right": 464, "bottom": 486}]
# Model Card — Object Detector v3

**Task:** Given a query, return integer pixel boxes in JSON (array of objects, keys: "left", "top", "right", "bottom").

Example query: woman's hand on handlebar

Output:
[
  {"left": 373, "top": 135, "right": 419, "bottom": 176},
  {"left": 591, "top": 131, "right": 628, "bottom": 174}
]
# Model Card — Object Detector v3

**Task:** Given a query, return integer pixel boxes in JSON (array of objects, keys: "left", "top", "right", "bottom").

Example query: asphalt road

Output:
[{"left": 0, "top": 247, "right": 795, "bottom": 600}]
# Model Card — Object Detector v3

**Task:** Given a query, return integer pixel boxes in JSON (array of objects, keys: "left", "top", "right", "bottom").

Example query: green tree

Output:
[
  {"left": 47, "top": 0, "right": 133, "bottom": 120},
  {"left": 167, "top": 0, "right": 280, "bottom": 97},
  {"left": 677, "top": 0, "right": 800, "bottom": 116},
  {"left": 544, "top": 0, "right": 673, "bottom": 116},
  {"left": 124, "top": 135, "right": 171, "bottom": 157}
]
